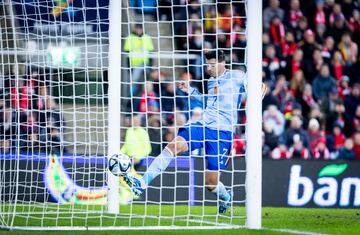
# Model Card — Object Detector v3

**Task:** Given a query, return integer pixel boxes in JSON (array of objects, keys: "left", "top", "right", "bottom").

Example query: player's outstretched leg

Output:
[
  {"left": 123, "top": 145, "right": 181, "bottom": 196},
  {"left": 218, "top": 190, "right": 232, "bottom": 214}
]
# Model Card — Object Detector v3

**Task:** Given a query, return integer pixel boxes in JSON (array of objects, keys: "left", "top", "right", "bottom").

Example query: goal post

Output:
[
  {"left": 107, "top": 0, "right": 122, "bottom": 215},
  {"left": 245, "top": 0, "right": 262, "bottom": 229}
]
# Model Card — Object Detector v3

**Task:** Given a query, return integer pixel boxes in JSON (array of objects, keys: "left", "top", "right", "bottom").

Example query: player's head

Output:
[{"left": 205, "top": 50, "right": 226, "bottom": 77}]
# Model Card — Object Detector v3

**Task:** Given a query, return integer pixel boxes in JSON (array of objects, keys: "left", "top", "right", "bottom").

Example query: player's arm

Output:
[{"left": 178, "top": 81, "right": 203, "bottom": 104}]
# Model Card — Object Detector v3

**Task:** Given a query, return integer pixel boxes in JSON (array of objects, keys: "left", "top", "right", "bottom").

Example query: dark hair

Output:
[{"left": 205, "top": 50, "right": 225, "bottom": 62}]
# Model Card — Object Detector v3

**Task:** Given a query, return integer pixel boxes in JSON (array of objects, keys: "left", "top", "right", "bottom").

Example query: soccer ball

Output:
[{"left": 108, "top": 153, "right": 131, "bottom": 176}]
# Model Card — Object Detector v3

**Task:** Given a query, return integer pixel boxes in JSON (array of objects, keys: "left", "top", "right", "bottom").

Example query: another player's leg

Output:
[
  {"left": 124, "top": 136, "right": 188, "bottom": 196},
  {"left": 205, "top": 129, "right": 233, "bottom": 213},
  {"left": 205, "top": 171, "right": 232, "bottom": 214}
]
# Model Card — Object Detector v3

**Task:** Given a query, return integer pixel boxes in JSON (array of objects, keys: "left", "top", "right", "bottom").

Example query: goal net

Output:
[{"left": 0, "top": 0, "right": 261, "bottom": 230}]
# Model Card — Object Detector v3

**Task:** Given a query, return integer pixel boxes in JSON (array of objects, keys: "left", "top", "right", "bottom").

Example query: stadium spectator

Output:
[
  {"left": 148, "top": 115, "right": 162, "bottom": 156},
  {"left": 338, "top": 32, "right": 358, "bottom": 67},
  {"left": 288, "top": 134, "right": 310, "bottom": 159},
  {"left": 326, "top": 124, "right": 345, "bottom": 157},
  {"left": 290, "top": 70, "right": 306, "bottom": 98},
  {"left": 11, "top": 78, "right": 33, "bottom": 112},
  {"left": 263, "top": 0, "right": 284, "bottom": 31},
  {"left": 353, "top": 132, "right": 360, "bottom": 160},
  {"left": 158, "top": 0, "right": 172, "bottom": 21},
  {"left": 188, "top": 14, "right": 201, "bottom": 36},
  {"left": 285, "top": 48, "right": 304, "bottom": 78},
  {"left": 263, "top": 122, "right": 279, "bottom": 150},
  {"left": 338, "top": 138, "right": 356, "bottom": 160},
  {"left": 161, "top": 82, "right": 186, "bottom": 113},
  {"left": 262, "top": 82, "right": 279, "bottom": 111},
  {"left": 351, "top": 105, "right": 360, "bottom": 132},
  {"left": 0, "top": 106, "right": 15, "bottom": 152},
  {"left": 313, "top": 137, "right": 331, "bottom": 160},
  {"left": 263, "top": 44, "right": 283, "bottom": 86},
  {"left": 204, "top": 5, "right": 217, "bottom": 33},
  {"left": 349, "top": 9, "right": 360, "bottom": 45},
  {"left": 312, "top": 64, "right": 337, "bottom": 102},
  {"left": 124, "top": 24, "right": 154, "bottom": 96},
  {"left": 341, "top": 0, "right": 357, "bottom": 20},
  {"left": 298, "top": 84, "right": 318, "bottom": 118},
  {"left": 344, "top": 83, "right": 360, "bottom": 118},
  {"left": 286, "top": 0, "right": 303, "bottom": 29},
  {"left": 271, "top": 142, "right": 290, "bottom": 159},
  {"left": 263, "top": 104, "right": 285, "bottom": 136},
  {"left": 121, "top": 115, "right": 151, "bottom": 169},
  {"left": 329, "top": 3, "right": 345, "bottom": 27},
  {"left": 307, "top": 118, "right": 324, "bottom": 155},
  {"left": 232, "top": 24, "right": 247, "bottom": 63},
  {"left": 272, "top": 75, "right": 289, "bottom": 108},
  {"left": 314, "top": 0, "right": 327, "bottom": 27},
  {"left": 338, "top": 75, "right": 351, "bottom": 100},
  {"left": 139, "top": 81, "right": 160, "bottom": 114},
  {"left": 331, "top": 51, "right": 345, "bottom": 82},
  {"left": 39, "top": 115, "right": 63, "bottom": 154},
  {"left": 293, "top": 16, "right": 308, "bottom": 42},
  {"left": 20, "top": 112, "right": 39, "bottom": 152},
  {"left": 218, "top": 4, "right": 240, "bottom": 33},
  {"left": 188, "top": 29, "right": 208, "bottom": 80},
  {"left": 269, "top": 15, "right": 286, "bottom": 48},
  {"left": 320, "top": 86, "right": 339, "bottom": 116},
  {"left": 325, "top": 99, "right": 353, "bottom": 137},
  {"left": 315, "top": 23, "right": 327, "bottom": 44},
  {"left": 282, "top": 31, "right": 298, "bottom": 59},
  {"left": 299, "top": 29, "right": 320, "bottom": 70},
  {"left": 281, "top": 115, "right": 309, "bottom": 149},
  {"left": 321, "top": 36, "right": 336, "bottom": 63},
  {"left": 35, "top": 84, "right": 59, "bottom": 129},
  {"left": 329, "top": 13, "right": 351, "bottom": 44},
  {"left": 283, "top": 101, "right": 302, "bottom": 125}
]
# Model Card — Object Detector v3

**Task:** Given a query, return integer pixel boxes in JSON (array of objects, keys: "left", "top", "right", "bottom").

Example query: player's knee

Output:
[
  {"left": 205, "top": 177, "right": 218, "bottom": 191},
  {"left": 167, "top": 138, "right": 188, "bottom": 155},
  {"left": 165, "top": 143, "right": 177, "bottom": 155}
]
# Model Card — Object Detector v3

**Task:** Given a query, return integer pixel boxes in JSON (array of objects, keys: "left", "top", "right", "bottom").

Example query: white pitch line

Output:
[{"left": 263, "top": 227, "right": 329, "bottom": 235}]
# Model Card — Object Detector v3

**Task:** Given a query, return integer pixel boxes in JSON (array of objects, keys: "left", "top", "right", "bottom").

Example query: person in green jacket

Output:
[
  {"left": 121, "top": 114, "right": 151, "bottom": 169},
  {"left": 119, "top": 114, "right": 151, "bottom": 204},
  {"left": 124, "top": 24, "right": 154, "bottom": 96}
]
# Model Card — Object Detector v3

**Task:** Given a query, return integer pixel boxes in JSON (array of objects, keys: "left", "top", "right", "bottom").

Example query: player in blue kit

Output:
[{"left": 124, "top": 50, "right": 253, "bottom": 213}]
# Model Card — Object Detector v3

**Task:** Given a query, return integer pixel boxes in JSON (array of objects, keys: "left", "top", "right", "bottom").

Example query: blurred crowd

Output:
[
  {"left": 260, "top": 0, "right": 360, "bottom": 160},
  {"left": 0, "top": 68, "right": 65, "bottom": 154},
  {"left": 125, "top": 0, "right": 360, "bottom": 161}
]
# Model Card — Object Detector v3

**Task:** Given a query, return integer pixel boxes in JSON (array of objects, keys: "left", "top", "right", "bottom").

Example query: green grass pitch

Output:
[{"left": 0, "top": 205, "right": 359, "bottom": 235}]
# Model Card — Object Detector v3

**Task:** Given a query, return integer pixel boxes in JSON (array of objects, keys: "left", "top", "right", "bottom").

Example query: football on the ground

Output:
[{"left": 108, "top": 153, "right": 131, "bottom": 176}]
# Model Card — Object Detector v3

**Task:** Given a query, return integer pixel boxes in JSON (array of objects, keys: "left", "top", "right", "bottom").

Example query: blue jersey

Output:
[{"left": 188, "top": 69, "right": 246, "bottom": 132}]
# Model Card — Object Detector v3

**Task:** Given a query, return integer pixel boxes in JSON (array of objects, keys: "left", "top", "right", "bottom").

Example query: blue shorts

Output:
[{"left": 178, "top": 122, "right": 233, "bottom": 170}]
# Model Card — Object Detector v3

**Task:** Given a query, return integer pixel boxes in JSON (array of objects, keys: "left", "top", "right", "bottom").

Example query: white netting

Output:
[{"left": 0, "top": 0, "right": 250, "bottom": 230}]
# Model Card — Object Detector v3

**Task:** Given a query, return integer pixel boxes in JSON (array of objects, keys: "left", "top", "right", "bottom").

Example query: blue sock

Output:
[
  {"left": 211, "top": 181, "right": 230, "bottom": 201},
  {"left": 142, "top": 148, "right": 174, "bottom": 186}
]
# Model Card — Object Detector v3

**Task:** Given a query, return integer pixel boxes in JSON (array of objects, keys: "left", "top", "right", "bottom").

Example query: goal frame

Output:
[{"left": 105, "top": 0, "right": 263, "bottom": 230}]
